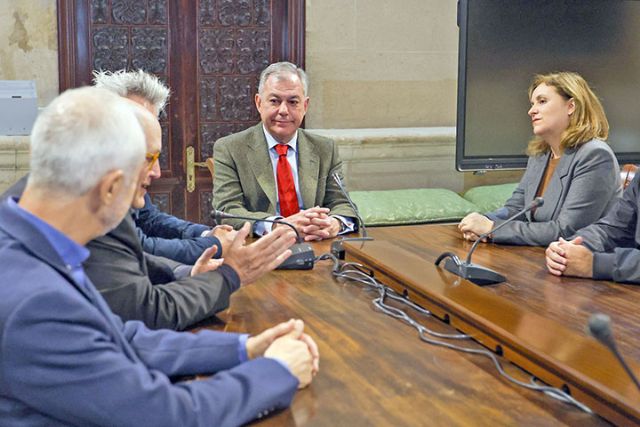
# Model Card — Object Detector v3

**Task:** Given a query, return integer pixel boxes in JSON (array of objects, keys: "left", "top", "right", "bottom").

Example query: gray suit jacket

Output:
[
  {"left": 84, "top": 214, "right": 240, "bottom": 331},
  {"left": 487, "top": 139, "right": 621, "bottom": 246},
  {"left": 213, "top": 124, "right": 358, "bottom": 230}
]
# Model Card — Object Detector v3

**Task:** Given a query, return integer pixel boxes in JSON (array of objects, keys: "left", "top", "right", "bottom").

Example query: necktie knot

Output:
[{"left": 275, "top": 144, "right": 289, "bottom": 157}]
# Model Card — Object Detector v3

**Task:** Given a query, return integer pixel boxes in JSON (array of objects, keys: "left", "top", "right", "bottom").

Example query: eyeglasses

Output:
[{"left": 145, "top": 152, "right": 160, "bottom": 171}]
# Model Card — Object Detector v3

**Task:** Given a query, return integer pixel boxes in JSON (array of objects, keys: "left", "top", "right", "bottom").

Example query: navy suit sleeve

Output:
[
  {"left": 138, "top": 226, "right": 222, "bottom": 264},
  {"left": 577, "top": 174, "right": 640, "bottom": 283},
  {"left": 134, "top": 196, "right": 219, "bottom": 264},
  {"left": 2, "top": 289, "right": 298, "bottom": 427},
  {"left": 120, "top": 319, "right": 245, "bottom": 375},
  {"left": 137, "top": 194, "right": 210, "bottom": 239}
]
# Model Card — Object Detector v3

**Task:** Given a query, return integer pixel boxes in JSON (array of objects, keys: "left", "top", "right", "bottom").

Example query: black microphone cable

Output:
[{"left": 324, "top": 255, "right": 592, "bottom": 414}]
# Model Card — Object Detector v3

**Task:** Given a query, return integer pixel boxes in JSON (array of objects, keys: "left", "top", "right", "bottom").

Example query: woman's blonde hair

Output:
[{"left": 527, "top": 72, "right": 609, "bottom": 156}]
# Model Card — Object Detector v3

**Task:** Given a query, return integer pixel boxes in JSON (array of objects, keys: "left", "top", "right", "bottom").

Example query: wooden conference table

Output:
[{"left": 207, "top": 225, "right": 640, "bottom": 426}]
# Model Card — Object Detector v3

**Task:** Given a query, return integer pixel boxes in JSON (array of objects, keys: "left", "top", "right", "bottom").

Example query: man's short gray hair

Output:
[
  {"left": 93, "top": 69, "right": 170, "bottom": 114},
  {"left": 28, "top": 87, "right": 146, "bottom": 196},
  {"left": 258, "top": 62, "right": 308, "bottom": 97}
]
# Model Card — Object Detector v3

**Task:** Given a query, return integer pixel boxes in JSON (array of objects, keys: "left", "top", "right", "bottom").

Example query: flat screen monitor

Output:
[{"left": 456, "top": 0, "right": 640, "bottom": 171}]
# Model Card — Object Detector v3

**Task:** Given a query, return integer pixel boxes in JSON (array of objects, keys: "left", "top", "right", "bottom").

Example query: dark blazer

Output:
[
  {"left": 2, "top": 176, "right": 239, "bottom": 331},
  {"left": 0, "top": 199, "right": 297, "bottom": 426},
  {"left": 487, "top": 139, "right": 621, "bottom": 246},
  {"left": 213, "top": 123, "right": 358, "bottom": 229},
  {"left": 134, "top": 193, "right": 221, "bottom": 264},
  {"left": 85, "top": 213, "right": 240, "bottom": 330},
  {"left": 577, "top": 173, "right": 640, "bottom": 283}
]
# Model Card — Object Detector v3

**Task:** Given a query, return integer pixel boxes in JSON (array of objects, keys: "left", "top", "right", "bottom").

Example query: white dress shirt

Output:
[{"left": 254, "top": 125, "right": 355, "bottom": 236}]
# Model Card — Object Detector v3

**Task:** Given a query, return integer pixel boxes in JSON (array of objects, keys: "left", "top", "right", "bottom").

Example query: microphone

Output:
[
  {"left": 588, "top": 313, "right": 640, "bottom": 391},
  {"left": 212, "top": 210, "right": 315, "bottom": 270},
  {"left": 330, "top": 172, "right": 373, "bottom": 260},
  {"left": 435, "top": 197, "right": 544, "bottom": 285}
]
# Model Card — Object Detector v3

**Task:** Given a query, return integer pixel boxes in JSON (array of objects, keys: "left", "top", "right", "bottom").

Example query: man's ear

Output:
[
  {"left": 255, "top": 93, "right": 262, "bottom": 111},
  {"left": 303, "top": 96, "right": 309, "bottom": 113},
  {"left": 96, "top": 170, "right": 125, "bottom": 208}
]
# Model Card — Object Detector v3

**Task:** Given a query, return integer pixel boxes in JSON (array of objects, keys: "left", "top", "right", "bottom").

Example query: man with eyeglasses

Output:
[
  {"left": 94, "top": 69, "right": 231, "bottom": 265},
  {"left": 1, "top": 75, "right": 297, "bottom": 332},
  {"left": 77, "top": 96, "right": 296, "bottom": 331}
]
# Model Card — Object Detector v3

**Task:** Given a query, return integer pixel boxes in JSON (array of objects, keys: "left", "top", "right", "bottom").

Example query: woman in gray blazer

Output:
[{"left": 458, "top": 72, "right": 621, "bottom": 246}]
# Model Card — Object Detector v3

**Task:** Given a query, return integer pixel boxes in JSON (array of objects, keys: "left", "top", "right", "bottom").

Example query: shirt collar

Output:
[
  {"left": 7, "top": 197, "right": 90, "bottom": 268},
  {"left": 262, "top": 124, "right": 298, "bottom": 153}
]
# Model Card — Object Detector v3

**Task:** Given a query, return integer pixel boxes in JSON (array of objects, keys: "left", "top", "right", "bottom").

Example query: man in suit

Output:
[
  {"left": 82, "top": 92, "right": 296, "bottom": 330},
  {"left": 545, "top": 173, "right": 640, "bottom": 283},
  {"left": 214, "top": 61, "right": 359, "bottom": 241},
  {"left": 94, "top": 69, "right": 229, "bottom": 265},
  {"left": 0, "top": 86, "right": 318, "bottom": 426}
]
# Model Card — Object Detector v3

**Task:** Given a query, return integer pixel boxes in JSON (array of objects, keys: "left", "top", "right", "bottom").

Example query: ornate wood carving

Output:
[
  {"left": 199, "top": 0, "right": 217, "bottom": 26},
  {"left": 149, "top": 0, "right": 168, "bottom": 24},
  {"left": 92, "top": 28, "right": 128, "bottom": 71},
  {"left": 218, "top": 76, "right": 255, "bottom": 121},
  {"left": 219, "top": 0, "right": 252, "bottom": 26},
  {"left": 237, "top": 29, "right": 270, "bottom": 73},
  {"left": 196, "top": 0, "right": 274, "bottom": 172},
  {"left": 199, "top": 79, "right": 218, "bottom": 121},
  {"left": 254, "top": 0, "right": 270, "bottom": 26},
  {"left": 91, "top": 0, "right": 107, "bottom": 23},
  {"left": 200, "top": 122, "right": 247, "bottom": 159},
  {"left": 199, "top": 191, "right": 213, "bottom": 225},
  {"left": 131, "top": 28, "right": 168, "bottom": 74},
  {"left": 199, "top": 29, "right": 235, "bottom": 74},
  {"left": 112, "top": 0, "right": 146, "bottom": 24},
  {"left": 159, "top": 125, "right": 169, "bottom": 170},
  {"left": 150, "top": 193, "right": 170, "bottom": 212}
]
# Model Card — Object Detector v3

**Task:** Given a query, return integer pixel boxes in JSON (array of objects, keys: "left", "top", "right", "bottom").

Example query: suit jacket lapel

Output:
[
  {"left": 540, "top": 148, "right": 576, "bottom": 220},
  {"left": 110, "top": 213, "right": 149, "bottom": 275},
  {"left": 297, "top": 130, "right": 320, "bottom": 209},
  {"left": 248, "top": 125, "right": 279, "bottom": 211}
]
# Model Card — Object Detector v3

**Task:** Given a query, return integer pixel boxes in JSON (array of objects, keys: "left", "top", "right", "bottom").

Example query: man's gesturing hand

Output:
[{"left": 223, "top": 222, "right": 296, "bottom": 284}]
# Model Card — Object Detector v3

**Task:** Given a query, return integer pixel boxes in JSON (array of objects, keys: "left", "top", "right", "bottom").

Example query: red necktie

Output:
[{"left": 275, "top": 144, "right": 299, "bottom": 217}]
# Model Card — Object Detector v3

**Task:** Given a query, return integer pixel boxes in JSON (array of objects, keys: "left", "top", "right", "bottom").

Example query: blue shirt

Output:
[{"left": 8, "top": 198, "right": 90, "bottom": 289}]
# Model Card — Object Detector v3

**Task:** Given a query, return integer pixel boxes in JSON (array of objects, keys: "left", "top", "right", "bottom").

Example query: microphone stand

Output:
[
  {"left": 330, "top": 172, "right": 373, "bottom": 260},
  {"left": 435, "top": 197, "right": 544, "bottom": 286},
  {"left": 588, "top": 313, "right": 640, "bottom": 392},
  {"left": 212, "top": 210, "right": 315, "bottom": 270}
]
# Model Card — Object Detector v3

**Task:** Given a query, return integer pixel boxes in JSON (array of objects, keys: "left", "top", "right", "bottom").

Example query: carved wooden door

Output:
[{"left": 58, "top": 0, "right": 305, "bottom": 225}]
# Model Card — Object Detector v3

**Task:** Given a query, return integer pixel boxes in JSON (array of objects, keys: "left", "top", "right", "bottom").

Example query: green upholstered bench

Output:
[
  {"left": 349, "top": 188, "right": 478, "bottom": 226},
  {"left": 461, "top": 182, "right": 518, "bottom": 213},
  {"left": 349, "top": 183, "right": 517, "bottom": 227}
]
